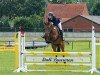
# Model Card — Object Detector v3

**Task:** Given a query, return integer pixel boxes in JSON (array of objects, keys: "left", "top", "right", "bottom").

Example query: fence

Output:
[{"left": 0, "top": 32, "right": 100, "bottom": 41}]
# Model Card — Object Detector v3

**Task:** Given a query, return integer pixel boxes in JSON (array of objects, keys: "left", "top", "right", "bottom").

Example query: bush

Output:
[
  {"left": 13, "top": 17, "right": 32, "bottom": 28},
  {"left": 0, "top": 16, "right": 12, "bottom": 32},
  {"left": 0, "top": 16, "right": 10, "bottom": 27},
  {"left": 13, "top": 17, "right": 32, "bottom": 31},
  {"left": 30, "top": 14, "right": 44, "bottom": 29},
  {"left": 13, "top": 15, "right": 44, "bottom": 32}
]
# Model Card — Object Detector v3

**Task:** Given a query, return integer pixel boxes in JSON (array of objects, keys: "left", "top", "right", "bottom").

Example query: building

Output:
[
  {"left": 44, "top": 4, "right": 100, "bottom": 32},
  {"left": 62, "top": 15, "right": 100, "bottom": 32},
  {"left": 44, "top": 4, "right": 89, "bottom": 22}
]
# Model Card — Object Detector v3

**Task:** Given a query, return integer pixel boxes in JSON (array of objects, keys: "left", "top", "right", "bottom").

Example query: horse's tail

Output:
[{"left": 57, "top": 45, "right": 60, "bottom": 52}]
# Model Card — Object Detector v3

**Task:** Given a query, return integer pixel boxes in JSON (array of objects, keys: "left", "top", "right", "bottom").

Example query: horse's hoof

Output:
[
  {"left": 64, "top": 62, "right": 66, "bottom": 64},
  {"left": 56, "top": 55, "right": 57, "bottom": 57},
  {"left": 63, "top": 55, "right": 65, "bottom": 57}
]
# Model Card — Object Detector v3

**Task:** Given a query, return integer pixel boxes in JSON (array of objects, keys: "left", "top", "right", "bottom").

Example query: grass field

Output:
[{"left": 0, "top": 41, "right": 100, "bottom": 75}]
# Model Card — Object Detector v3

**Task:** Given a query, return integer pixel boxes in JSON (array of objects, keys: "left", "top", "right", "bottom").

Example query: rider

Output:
[{"left": 47, "top": 12, "right": 63, "bottom": 40}]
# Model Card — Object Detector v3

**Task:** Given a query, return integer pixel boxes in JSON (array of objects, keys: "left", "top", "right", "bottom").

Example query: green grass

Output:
[{"left": 0, "top": 41, "right": 100, "bottom": 75}]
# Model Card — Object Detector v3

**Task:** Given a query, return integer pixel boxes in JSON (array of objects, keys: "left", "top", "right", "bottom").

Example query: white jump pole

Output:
[
  {"left": 91, "top": 26, "right": 96, "bottom": 73},
  {"left": 91, "top": 26, "right": 100, "bottom": 73},
  {"left": 15, "top": 32, "right": 27, "bottom": 72},
  {"left": 21, "top": 32, "right": 27, "bottom": 72}
]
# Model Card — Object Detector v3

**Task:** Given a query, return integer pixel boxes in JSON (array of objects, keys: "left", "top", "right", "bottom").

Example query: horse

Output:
[{"left": 44, "top": 22, "right": 64, "bottom": 52}]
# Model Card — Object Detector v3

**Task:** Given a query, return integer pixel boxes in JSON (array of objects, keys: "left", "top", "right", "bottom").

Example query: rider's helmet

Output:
[{"left": 48, "top": 12, "right": 54, "bottom": 16}]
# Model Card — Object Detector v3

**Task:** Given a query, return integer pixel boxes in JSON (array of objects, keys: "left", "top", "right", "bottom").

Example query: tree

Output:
[
  {"left": 30, "top": 14, "right": 43, "bottom": 29},
  {"left": 0, "top": 0, "right": 46, "bottom": 17},
  {"left": 24, "top": 0, "right": 45, "bottom": 16},
  {"left": 0, "top": 0, "right": 45, "bottom": 31},
  {"left": 47, "top": 0, "right": 74, "bottom": 4},
  {"left": 0, "top": 0, "right": 17, "bottom": 18},
  {"left": 92, "top": 2, "right": 100, "bottom": 15}
]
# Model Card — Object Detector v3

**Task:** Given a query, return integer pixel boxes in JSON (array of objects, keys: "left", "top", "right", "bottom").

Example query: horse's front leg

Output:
[
  {"left": 51, "top": 44, "right": 56, "bottom": 52},
  {"left": 51, "top": 44, "right": 58, "bottom": 63},
  {"left": 60, "top": 41, "right": 65, "bottom": 52}
]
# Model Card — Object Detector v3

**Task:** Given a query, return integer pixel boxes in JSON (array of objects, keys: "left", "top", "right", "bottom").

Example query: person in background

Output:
[
  {"left": 19, "top": 25, "right": 24, "bottom": 32},
  {"left": 19, "top": 25, "right": 24, "bottom": 37}
]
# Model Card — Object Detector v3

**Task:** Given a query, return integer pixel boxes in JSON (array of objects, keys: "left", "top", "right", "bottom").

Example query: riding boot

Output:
[{"left": 59, "top": 30, "right": 64, "bottom": 41}]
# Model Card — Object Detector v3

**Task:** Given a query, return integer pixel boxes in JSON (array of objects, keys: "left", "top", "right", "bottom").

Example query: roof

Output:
[
  {"left": 61, "top": 18, "right": 70, "bottom": 23},
  {"left": 62, "top": 15, "right": 100, "bottom": 25},
  {"left": 82, "top": 16, "right": 100, "bottom": 24},
  {"left": 44, "top": 4, "right": 89, "bottom": 21}
]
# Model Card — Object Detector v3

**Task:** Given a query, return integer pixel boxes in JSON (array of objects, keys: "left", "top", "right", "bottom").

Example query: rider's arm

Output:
[{"left": 48, "top": 18, "right": 52, "bottom": 22}]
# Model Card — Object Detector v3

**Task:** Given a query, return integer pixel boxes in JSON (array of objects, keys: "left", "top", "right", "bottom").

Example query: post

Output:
[
  {"left": 21, "top": 32, "right": 27, "bottom": 71},
  {"left": 15, "top": 32, "right": 27, "bottom": 72},
  {"left": 14, "top": 32, "right": 21, "bottom": 72},
  {"left": 15, "top": 33, "right": 18, "bottom": 69},
  {"left": 18, "top": 32, "right": 22, "bottom": 72},
  {"left": 91, "top": 26, "right": 97, "bottom": 73}
]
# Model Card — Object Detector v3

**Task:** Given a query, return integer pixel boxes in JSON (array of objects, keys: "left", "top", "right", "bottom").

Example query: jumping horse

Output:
[{"left": 44, "top": 22, "right": 64, "bottom": 52}]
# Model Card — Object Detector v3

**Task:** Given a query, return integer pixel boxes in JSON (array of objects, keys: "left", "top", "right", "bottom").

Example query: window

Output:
[
  {"left": 64, "top": 29, "right": 68, "bottom": 32},
  {"left": 68, "top": 28, "right": 73, "bottom": 32},
  {"left": 64, "top": 28, "right": 74, "bottom": 32}
]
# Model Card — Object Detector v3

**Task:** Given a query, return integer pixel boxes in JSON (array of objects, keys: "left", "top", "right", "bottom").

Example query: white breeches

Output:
[{"left": 58, "top": 22, "right": 62, "bottom": 30}]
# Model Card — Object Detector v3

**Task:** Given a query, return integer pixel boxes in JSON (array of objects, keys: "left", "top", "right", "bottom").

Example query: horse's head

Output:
[
  {"left": 44, "top": 22, "right": 59, "bottom": 43},
  {"left": 44, "top": 22, "right": 53, "bottom": 27},
  {"left": 44, "top": 22, "right": 53, "bottom": 43}
]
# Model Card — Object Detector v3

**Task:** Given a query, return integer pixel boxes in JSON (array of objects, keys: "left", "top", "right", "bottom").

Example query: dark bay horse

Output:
[{"left": 44, "top": 22, "right": 64, "bottom": 52}]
